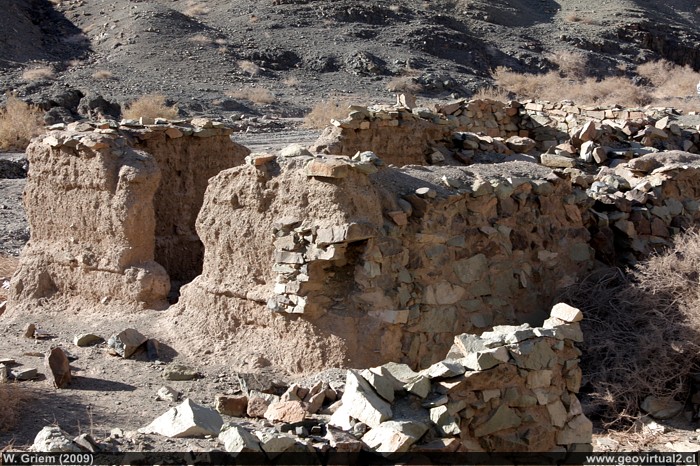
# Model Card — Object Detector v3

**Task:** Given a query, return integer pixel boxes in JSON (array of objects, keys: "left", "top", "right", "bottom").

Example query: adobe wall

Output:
[
  {"left": 129, "top": 118, "right": 249, "bottom": 283},
  {"left": 175, "top": 153, "right": 594, "bottom": 371},
  {"left": 9, "top": 119, "right": 248, "bottom": 307}
]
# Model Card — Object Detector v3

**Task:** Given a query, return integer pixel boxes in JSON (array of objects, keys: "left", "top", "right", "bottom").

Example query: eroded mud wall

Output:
[
  {"left": 130, "top": 118, "right": 250, "bottom": 283},
  {"left": 10, "top": 119, "right": 248, "bottom": 307},
  {"left": 10, "top": 129, "right": 169, "bottom": 306},
  {"left": 176, "top": 154, "right": 594, "bottom": 371}
]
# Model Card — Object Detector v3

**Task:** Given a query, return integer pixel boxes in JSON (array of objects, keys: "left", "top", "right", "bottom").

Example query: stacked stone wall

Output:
[
  {"left": 176, "top": 153, "right": 594, "bottom": 370},
  {"left": 327, "top": 303, "right": 590, "bottom": 454}
]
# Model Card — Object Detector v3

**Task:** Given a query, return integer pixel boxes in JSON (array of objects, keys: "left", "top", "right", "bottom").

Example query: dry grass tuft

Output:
[
  {"left": 473, "top": 85, "right": 510, "bottom": 102},
  {"left": 183, "top": 1, "right": 209, "bottom": 16},
  {"left": 638, "top": 59, "right": 700, "bottom": 109},
  {"left": 283, "top": 76, "right": 301, "bottom": 88},
  {"left": 562, "top": 229, "right": 700, "bottom": 427},
  {"left": 303, "top": 97, "right": 354, "bottom": 129},
  {"left": 21, "top": 66, "right": 54, "bottom": 82},
  {"left": 237, "top": 60, "right": 262, "bottom": 77},
  {"left": 188, "top": 34, "right": 212, "bottom": 45},
  {"left": 565, "top": 13, "right": 582, "bottom": 22},
  {"left": 0, "top": 382, "right": 31, "bottom": 432},
  {"left": 547, "top": 50, "right": 588, "bottom": 80},
  {"left": 386, "top": 76, "right": 423, "bottom": 94},
  {"left": 0, "top": 95, "right": 44, "bottom": 151},
  {"left": 227, "top": 88, "right": 276, "bottom": 105},
  {"left": 122, "top": 94, "right": 179, "bottom": 120},
  {"left": 91, "top": 69, "right": 113, "bottom": 80},
  {"left": 492, "top": 59, "right": 699, "bottom": 109}
]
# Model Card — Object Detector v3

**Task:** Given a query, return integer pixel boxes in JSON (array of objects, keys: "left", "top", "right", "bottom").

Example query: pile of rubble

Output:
[{"left": 20, "top": 304, "right": 590, "bottom": 457}]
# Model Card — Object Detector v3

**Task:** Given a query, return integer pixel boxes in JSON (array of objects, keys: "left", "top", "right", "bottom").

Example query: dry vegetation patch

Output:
[
  {"left": 0, "top": 383, "right": 31, "bottom": 433},
  {"left": 563, "top": 230, "right": 700, "bottom": 427},
  {"left": 227, "top": 88, "right": 276, "bottom": 105},
  {"left": 0, "top": 96, "right": 44, "bottom": 151},
  {"left": 122, "top": 94, "right": 179, "bottom": 120},
  {"left": 183, "top": 1, "right": 209, "bottom": 16},
  {"left": 303, "top": 97, "right": 354, "bottom": 129},
  {"left": 386, "top": 76, "right": 423, "bottom": 93},
  {"left": 91, "top": 69, "right": 113, "bottom": 80},
  {"left": 21, "top": 66, "right": 54, "bottom": 82},
  {"left": 492, "top": 59, "right": 700, "bottom": 109},
  {"left": 237, "top": 60, "right": 262, "bottom": 77}
]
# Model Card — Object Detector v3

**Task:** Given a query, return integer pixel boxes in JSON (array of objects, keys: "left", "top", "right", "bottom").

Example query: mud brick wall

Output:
[
  {"left": 129, "top": 117, "right": 249, "bottom": 283},
  {"left": 176, "top": 154, "right": 594, "bottom": 371},
  {"left": 10, "top": 119, "right": 248, "bottom": 306}
]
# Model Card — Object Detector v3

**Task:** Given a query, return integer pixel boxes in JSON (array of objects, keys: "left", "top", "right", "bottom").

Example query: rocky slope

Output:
[{"left": 0, "top": 0, "right": 698, "bottom": 119}]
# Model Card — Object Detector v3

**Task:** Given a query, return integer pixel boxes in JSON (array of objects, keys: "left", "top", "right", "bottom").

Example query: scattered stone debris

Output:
[
  {"left": 641, "top": 396, "right": 685, "bottom": 420},
  {"left": 140, "top": 398, "right": 224, "bottom": 438},
  {"left": 215, "top": 394, "right": 248, "bottom": 417},
  {"left": 156, "top": 385, "right": 180, "bottom": 402},
  {"left": 73, "top": 333, "right": 103, "bottom": 347},
  {"left": 44, "top": 347, "right": 71, "bottom": 388},
  {"left": 10, "top": 367, "right": 38, "bottom": 381},
  {"left": 162, "top": 363, "right": 199, "bottom": 381},
  {"left": 107, "top": 328, "right": 148, "bottom": 359},
  {"left": 30, "top": 426, "right": 81, "bottom": 453}
]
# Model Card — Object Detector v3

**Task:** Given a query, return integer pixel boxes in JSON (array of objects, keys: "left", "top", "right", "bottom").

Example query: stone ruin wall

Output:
[
  {"left": 8, "top": 100, "right": 700, "bottom": 372},
  {"left": 311, "top": 98, "right": 699, "bottom": 166},
  {"left": 9, "top": 101, "right": 700, "bottom": 453},
  {"left": 325, "top": 304, "right": 590, "bottom": 454},
  {"left": 175, "top": 154, "right": 594, "bottom": 371},
  {"left": 9, "top": 119, "right": 249, "bottom": 308}
]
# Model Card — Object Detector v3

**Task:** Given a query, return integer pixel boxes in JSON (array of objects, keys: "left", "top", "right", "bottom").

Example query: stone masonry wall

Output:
[
  {"left": 9, "top": 118, "right": 247, "bottom": 307},
  {"left": 328, "top": 303, "right": 590, "bottom": 454},
  {"left": 175, "top": 152, "right": 594, "bottom": 371},
  {"left": 311, "top": 97, "right": 699, "bottom": 166}
]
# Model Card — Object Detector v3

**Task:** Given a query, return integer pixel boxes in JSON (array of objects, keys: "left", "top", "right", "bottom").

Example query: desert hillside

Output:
[{"left": 0, "top": 0, "right": 698, "bottom": 117}]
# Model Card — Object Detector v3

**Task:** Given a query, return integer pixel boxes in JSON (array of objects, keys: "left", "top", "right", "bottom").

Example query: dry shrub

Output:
[
  {"left": 227, "top": 88, "right": 276, "bottom": 105},
  {"left": 565, "top": 13, "right": 582, "bottom": 22},
  {"left": 0, "top": 383, "right": 30, "bottom": 432},
  {"left": 492, "top": 67, "right": 652, "bottom": 107},
  {"left": 386, "top": 76, "right": 423, "bottom": 93},
  {"left": 0, "top": 95, "right": 44, "bottom": 151},
  {"left": 303, "top": 97, "right": 354, "bottom": 129},
  {"left": 283, "top": 76, "right": 301, "bottom": 87},
  {"left": 562, "top": 230, "right": 700, "bottom": 427},
  {"left": 21, "top": 66, "right": 54, "bottom": 82},
  {"left": 473, "top": 85, "right": 510, "bottom": 102},
  {"left": 237, "top": 60, "right": 261, "bottom": 77},
  {"left": 91, "top": 69, "right": 113, "bottom": 80},
  {"left": 122, "top": 94, "right": 179, "bottom": 120},
  {"left": 183, "top": 1, "right": 209, "bottom": 16},
  {"left": 188, "top": 34, "right": 212, "bottom": 45},
  {"left": 547, "top": 50, "right": 588, "bottom": 80},
  {"left": 494, "top": 58, "right": 698, "bottom": 108},
  {"left": 638, "top": 59, "right": 700, "bottom": 99}
]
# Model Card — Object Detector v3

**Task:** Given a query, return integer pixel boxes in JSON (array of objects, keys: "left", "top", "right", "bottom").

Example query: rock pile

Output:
[
  {"left": 324, "top": 303, "right": 589, "bottom": 454},
  {"left": 134, "top": 303, "right": 589, "bottom": 456}
]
